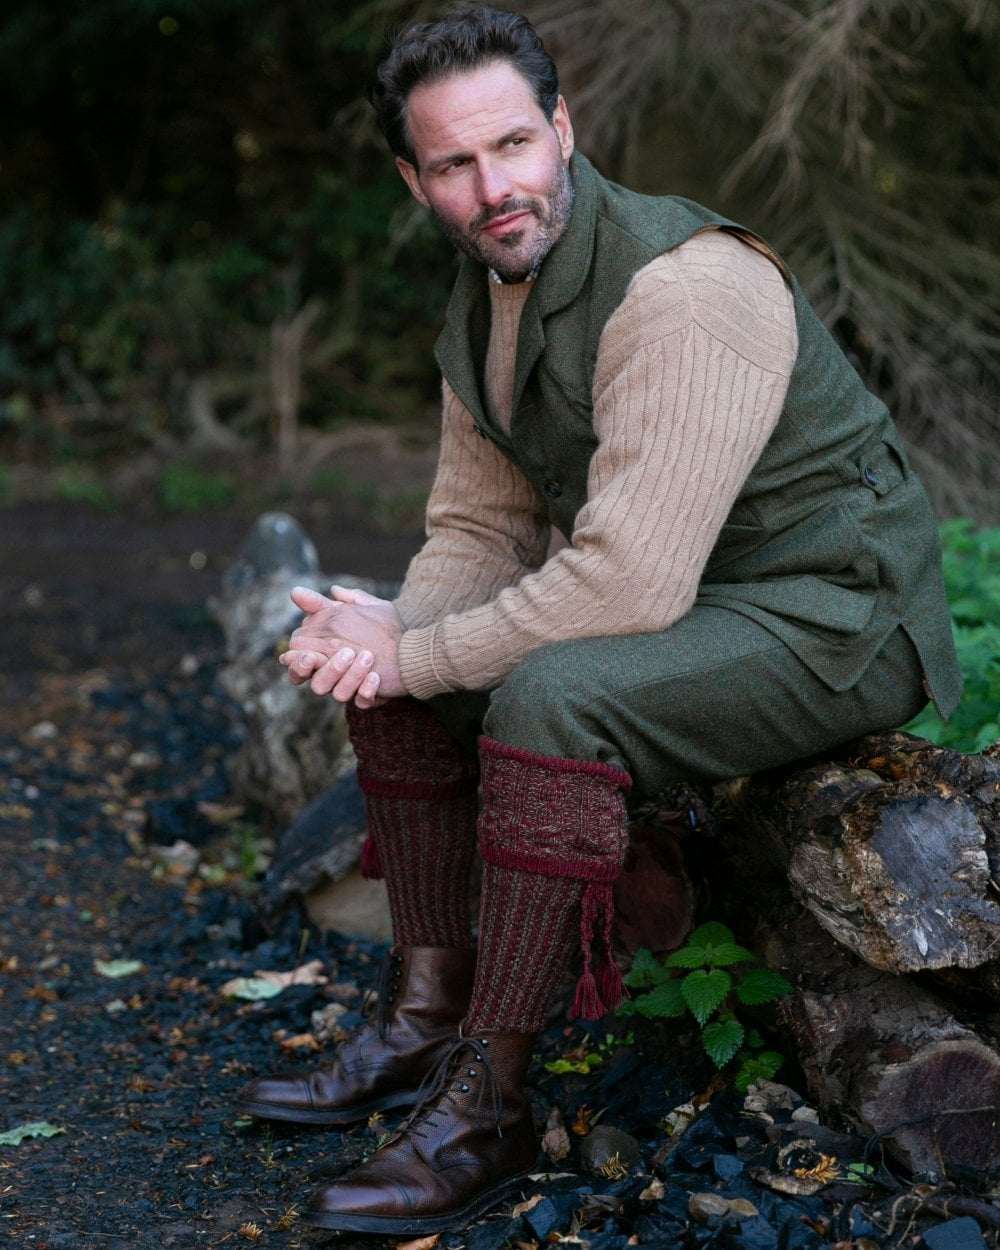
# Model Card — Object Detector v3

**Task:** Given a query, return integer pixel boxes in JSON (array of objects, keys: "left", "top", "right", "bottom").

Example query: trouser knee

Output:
[{"left": 483, "top": 643, "right": 616, "bottom": 764}]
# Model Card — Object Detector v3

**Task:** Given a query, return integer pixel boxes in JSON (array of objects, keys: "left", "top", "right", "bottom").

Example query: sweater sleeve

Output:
[
  {"left": 393, "top": 378, "right": 551, "bottom": 631},
  {"left": 397, "top": 230, "right": 798, "bottom": 698}
]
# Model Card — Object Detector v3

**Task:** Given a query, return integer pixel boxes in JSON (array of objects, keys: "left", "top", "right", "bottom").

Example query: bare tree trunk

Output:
[{"left": 269, "top": 297, "right": 324, "bottom": 475}]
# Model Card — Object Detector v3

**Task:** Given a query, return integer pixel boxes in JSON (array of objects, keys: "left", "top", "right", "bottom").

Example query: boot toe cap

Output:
[
  {"left": 307, "top": 1176, "right": 411, "bottom": 1221},
  {"left": 236, "top": 1074, "right": 311, "bottom": 1112}
]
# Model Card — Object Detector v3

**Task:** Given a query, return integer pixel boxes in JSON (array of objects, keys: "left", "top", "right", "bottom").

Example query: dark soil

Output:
[{"left": 2, "top": 500, "right": 998, "bottom": 1250}]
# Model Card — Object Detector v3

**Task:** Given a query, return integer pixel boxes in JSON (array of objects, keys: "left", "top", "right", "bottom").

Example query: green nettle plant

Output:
[
  {"left": 617, "top": 922, "right": 793, "bottom": 1093},
  {"left": 902, "top": 520, "right": 1000, "bottom": 754}
]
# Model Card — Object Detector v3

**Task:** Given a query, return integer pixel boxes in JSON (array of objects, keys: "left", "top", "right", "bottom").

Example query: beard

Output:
[{"left": 433, "top": 157, "right": 575, "bottom": 283}]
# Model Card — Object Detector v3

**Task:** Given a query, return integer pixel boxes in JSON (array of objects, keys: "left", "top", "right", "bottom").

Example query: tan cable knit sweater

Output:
[{"left": 394, "top": 227, "right": 799, "bottom": 699}]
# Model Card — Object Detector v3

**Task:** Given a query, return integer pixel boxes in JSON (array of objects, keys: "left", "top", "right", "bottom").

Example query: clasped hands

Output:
[{"left": 280, "top": 585, "right": 406, "bottom": 710}]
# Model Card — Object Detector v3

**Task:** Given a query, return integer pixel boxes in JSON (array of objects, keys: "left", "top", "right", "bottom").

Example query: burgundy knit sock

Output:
[
  {"left": 465, "top": 736, "right": 632, "bottom": 1033},
  {"left": 345, "top": 699, "right": 479, "bottom": 949}
]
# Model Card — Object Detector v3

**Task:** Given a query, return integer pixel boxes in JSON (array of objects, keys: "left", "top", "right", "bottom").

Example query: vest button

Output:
[
  {"left": 543, "top": 479, "right": 563, "bottom": 498},
  {"left": 862, "top": 464, "right": 880, "bottom": 488}
]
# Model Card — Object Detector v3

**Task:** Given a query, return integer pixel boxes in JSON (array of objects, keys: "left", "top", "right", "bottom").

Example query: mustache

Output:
[{"left": 471, "top": 198, "right": 539, "bottom": 232}]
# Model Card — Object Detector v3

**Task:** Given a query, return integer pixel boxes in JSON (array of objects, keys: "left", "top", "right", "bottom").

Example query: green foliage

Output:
[
  {"left": 733, "top": 1049, "right": 785, "bottom": 1092},
  {"left": 159, "top": 463, "right": 236, "bottom": 512},
  {"left": 619, "top": 923, "right": 793, "bottom": 1092},
  {"left": 237, "top": 821, "right": 266, "bottom": 880},
  {"left": 543, "top": 1029, "right": 635, "bottom": 1075},
  {"left": 902, "top": 520, "right": 1000, "bottom": 752},
  {"left": 545, "top": 1052, "right": 604, "bottom": 1076},
  {"left": 0, "top": 1, "right": 453, "bottom": 460},
  {"left": 54, "top": 465, "right": 115, "bottom": 510},
  {"left": 310, "top": 468, "right": 429, "bottom": 534}
]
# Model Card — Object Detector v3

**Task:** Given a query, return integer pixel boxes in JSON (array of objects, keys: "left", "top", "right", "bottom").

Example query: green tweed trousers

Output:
[{"left": 426, "top": 606, "right": 929, "bottom": 803}]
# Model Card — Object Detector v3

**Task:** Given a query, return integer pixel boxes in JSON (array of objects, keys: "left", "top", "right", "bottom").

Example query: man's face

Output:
[{"left": 395, "top": 59, "right": 575, "bottom": 282}]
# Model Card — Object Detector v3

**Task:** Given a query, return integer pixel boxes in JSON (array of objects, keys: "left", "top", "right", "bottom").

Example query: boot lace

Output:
[
  {"left": 399, "top": 1035, "right": 505, "bottom": 1140},
  {"left": 359, "top": 948, "right": 404, "bottom": 1043}
]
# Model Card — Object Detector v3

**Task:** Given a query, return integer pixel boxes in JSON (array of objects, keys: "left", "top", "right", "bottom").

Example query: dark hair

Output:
[{"left": 369, "top": 7, "right": 559, "bottom": 166}]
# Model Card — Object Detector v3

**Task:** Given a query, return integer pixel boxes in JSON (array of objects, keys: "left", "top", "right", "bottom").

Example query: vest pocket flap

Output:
[
  {"left": 857, "top": 439, "right": 908, "bottom": 496},
  {"left": 699, "top": 576, "right": 877, "bottom": 634}
]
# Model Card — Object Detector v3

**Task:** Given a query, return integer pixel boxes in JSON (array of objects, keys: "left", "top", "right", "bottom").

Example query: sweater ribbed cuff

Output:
[{"left": 398, "top": 625, "right": 455, "bottom": 699}]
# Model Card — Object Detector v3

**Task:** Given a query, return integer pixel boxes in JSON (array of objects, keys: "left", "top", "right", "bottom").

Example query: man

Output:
[{"left": 236, "top": 7, "right": 962, "bottom": 1236}]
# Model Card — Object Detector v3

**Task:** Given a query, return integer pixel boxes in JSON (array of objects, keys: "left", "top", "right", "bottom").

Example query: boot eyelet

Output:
[
  {"left": 479, "top": 1038, "right": 490, "bottom": 1046},
  {"left": 467, "top": 1068, "right": 477, "bottom": 1077},
  {"left": 459, "top": 1083, "right": 470, "bottom": 1092}
]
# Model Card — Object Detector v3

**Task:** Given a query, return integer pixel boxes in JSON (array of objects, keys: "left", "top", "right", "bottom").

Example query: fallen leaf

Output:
[
  {"left": 0, "top": 1121, "right": 66, "bottom": 1146},
  {"left": 278, "top": 1032, "right": 321, "bottom": 1053},
  {"left": 639, "top": 1178, "right": 665, "bottom": 1201},
  {"left": 571, "top": 1104, "right": 593, "bottom": 1135},
  {"left": 94, "top": 959, "right": 143, "bottom": 978},
  {"left": 746, "top": 1164, "right": 828, "bottom": 1196},
  {"left": 510, "top": 1193, "right": 543, "bottom": 1218},
  {"left": 254, "top": 959, "right": 328, "bottom": 989},
  {"left": 395, "top": 1236, "right": 440, "bottom": 1250},
  {"left": 197, "top": 801, "right": 246, "bottom": 824},
  {"left": 661, "top": 1100, "right": 698, "bottom": 1138},
  {"left": 220, "top": 976, "right": 284, "bottom": 1001}
]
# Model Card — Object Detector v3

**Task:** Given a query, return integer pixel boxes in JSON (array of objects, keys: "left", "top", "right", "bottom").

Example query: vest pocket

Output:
[{"left": 856, "top": 437, "right": 908, "bottom": 497}]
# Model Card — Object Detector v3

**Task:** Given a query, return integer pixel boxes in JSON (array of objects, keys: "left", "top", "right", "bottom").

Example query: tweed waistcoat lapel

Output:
[{"left": 433, "top": 152, "right": 600, "bottom": 447}]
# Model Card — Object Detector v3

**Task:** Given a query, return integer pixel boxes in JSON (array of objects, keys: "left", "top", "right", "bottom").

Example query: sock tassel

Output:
[
  {"left": 360, "top": 830, "right": 383, "bottom": 880},
  {"left": 570, "top": 881, "right": 608, "bottom": 1020}
]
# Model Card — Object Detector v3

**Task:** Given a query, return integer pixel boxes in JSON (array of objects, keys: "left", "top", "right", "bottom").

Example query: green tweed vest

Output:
[{"left": 433, "top": 152, "right": 962, "bottom": 720}]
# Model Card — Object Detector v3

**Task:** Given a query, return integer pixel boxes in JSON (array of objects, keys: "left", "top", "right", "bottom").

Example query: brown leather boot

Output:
[
  {"left": 303, "top": 1029, "right": 538, "bottom": 1234},
  {"left": 234, "top": 945, "right": 475, "bottom": 1126}
]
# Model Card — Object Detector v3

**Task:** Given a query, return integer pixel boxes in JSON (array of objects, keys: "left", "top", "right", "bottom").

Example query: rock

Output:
[
  {"left": 743, "top": 1080, "right": 803, "bottom": 1115},
  {"left": 146, "top": 798, "right": 216, "bottom": 847},
  {"left": 260, "top": 772, "right": 366, "bottom": 917},
  {"left": 305, "top": 866, "right": 392, "bottom": 943},
  {"left": 727, "top": 1198, "right": 760, "bottom": 1220},
  {"left": 149, "top": 839, "right": 200, "bottom": 877},
  {"left": 524, "top": 1196, "right": 561, "bottom": 1239},
  {"left": 711, "top": 1152, "right": 745, "bottom": 1180},
  {"left": 688, "top": 1191, "right": 731, "bottom": 1222},
  {"left": 311, "top": 1001, "right": 349, "bottom": 1042},
  {"left": 922, "top": 1217, "right": 989, "bottom": 1250},
  {"left": 580, "top": 1125, "right": 642, "bottom": 1177},
  {"left": 210, "top": 511, "right": 399, "bottom": 827}
]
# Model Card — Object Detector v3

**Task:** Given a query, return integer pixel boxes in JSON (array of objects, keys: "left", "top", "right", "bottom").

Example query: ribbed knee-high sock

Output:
[
  {"left": 465, "top": 736, "right": 632, "bottom": 1033},
  {"left": 345, "top": 699, "right": 479, "bottom": 949}
]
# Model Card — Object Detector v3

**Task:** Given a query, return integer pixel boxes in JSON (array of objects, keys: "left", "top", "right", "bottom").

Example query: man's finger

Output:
[
  {"left": 330, "top": 651, "right": 375, "bottom": 703},
  {"left": 291, "top": 585, "right": 334, "bottom": 614},
  {"left": 312, "top": 650, "right": 360, "bottom": 700},
  {"left": 353, "top": 670, "right": 381, "bottom": 710},
  {"left": 332, "top": 582, "right": 387, "bottom": 607},
  {"left": 280, "top": 649, "right": 321, "bottom": 686}
]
